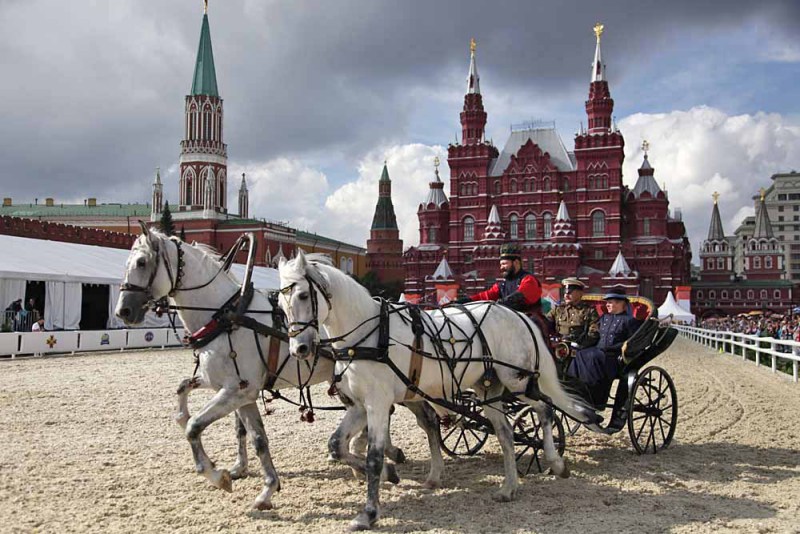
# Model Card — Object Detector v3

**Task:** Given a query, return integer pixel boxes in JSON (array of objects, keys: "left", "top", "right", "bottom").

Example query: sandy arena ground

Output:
[{"left": 1, "top": 336, "right": 799, "bottom": 533}]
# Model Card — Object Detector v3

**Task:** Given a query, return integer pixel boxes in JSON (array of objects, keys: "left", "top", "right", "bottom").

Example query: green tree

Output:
[
  {"left": 353, "top": 271, "right": 403, "bottom": 301},
  {"left": 159, "top": 201, "right": 176, "bottom": 236}
]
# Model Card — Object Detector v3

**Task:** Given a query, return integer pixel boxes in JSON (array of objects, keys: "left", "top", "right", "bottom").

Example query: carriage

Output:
[{"left": 437, "top": 294, "right": 679, "bottom": 475}]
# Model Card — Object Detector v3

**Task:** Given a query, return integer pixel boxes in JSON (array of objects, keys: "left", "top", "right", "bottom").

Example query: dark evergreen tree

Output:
[
  {"left": 180, "top": 225, "right": 186, "bottom": 242},
  {"left": 159, "top": 201, "right": 176, "bottom": 236},
  {"left": 352, "top": 271, "right": 403, "bottom": 301}
]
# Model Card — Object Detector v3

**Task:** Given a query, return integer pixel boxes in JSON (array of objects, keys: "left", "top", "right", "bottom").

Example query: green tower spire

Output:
[{"left": 191, "top": 13, "right": 219, "bottom": 97}]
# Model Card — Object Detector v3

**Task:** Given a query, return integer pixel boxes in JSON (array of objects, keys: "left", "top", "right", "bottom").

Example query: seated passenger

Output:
[
  {"left": 567, "top": 288, "right": 640, "bottom": 409},
  {"left": 546, "top": 277, "right": 599, "bottom": 349}
]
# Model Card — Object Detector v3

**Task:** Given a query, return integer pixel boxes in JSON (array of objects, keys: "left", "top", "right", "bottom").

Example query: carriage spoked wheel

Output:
[
  {"left": 438, "top": 392, "right": 491, "bottom": 458},
  {"left": 627, "top": 365, "right": 678, "bottom": 454},
  {"left": 512, "top": 406, "right": 566, "bottom": 476},
  {"left": 554, "top": 409, "right": 582, "bottom": 436}
]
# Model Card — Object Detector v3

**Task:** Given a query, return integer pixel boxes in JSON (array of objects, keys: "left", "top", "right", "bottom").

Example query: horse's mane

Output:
[
  {"left": 135, "top": 229, "right": 223, "bottom": 268},
  {"left": 304, "top": 253, "right": 333, "bottom": 267}
]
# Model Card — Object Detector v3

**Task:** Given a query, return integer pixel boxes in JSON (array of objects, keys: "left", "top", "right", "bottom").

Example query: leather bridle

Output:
[{"left": 280, "top": 274, "right": 332, "bottom": 339}]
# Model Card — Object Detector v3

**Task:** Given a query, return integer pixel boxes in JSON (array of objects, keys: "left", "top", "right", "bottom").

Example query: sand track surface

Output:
[{"left": 1, "top": 336, "right": 799, "bottom": 533}]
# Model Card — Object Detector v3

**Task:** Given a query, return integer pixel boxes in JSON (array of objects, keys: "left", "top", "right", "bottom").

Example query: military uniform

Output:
[{"left": 547, "top": 301, "right": 600, "bottom": 348}]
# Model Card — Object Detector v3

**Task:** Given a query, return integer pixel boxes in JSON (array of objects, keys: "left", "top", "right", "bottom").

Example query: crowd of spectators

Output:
[{"left": 700, "top": 314, "right": 800, "bottom": 342}]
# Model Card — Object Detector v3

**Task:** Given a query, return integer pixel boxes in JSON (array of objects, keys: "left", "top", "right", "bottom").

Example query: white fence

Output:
[
  {"left": 675, "top": 325, "right": 799, "bottom": 383},
  {"left": 0, "top": 328, "right": 182, "bottom": 358}
]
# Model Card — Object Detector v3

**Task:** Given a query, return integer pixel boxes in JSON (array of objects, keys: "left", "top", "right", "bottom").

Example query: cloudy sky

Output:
[{"left": 2, "top": 0, "right": 800, "bottom": 259}]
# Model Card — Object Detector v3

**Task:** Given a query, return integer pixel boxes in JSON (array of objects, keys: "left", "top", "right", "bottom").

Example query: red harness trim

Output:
[{"left": 187, "top": 318, "right": 220, "bottom": 345}]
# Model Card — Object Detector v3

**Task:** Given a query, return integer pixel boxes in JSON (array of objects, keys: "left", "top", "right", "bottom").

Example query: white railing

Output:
[
  {"left": 675, "top": 325, "right": 799, "bottom": 383},
  {"left": 0, "top": 328, "right": 183, "bottom": 358}
]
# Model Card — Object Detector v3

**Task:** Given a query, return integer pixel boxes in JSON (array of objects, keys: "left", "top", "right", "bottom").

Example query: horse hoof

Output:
[
  {"left": 385, "top": 464, "right": 400, "bottom": 485},
  {"left": 253, "top": 499, "right": 273, "bottom": 511},
  {"left": 230, "top": 466, "right": 248, "bottom": 480},
  {"left": 387, "top": 447, "right": 406, "bottom": 464},
  {"left": 215, "top": 470, "right": 233, "bottom": 493},
  {"left": 492, "top": 490, "right": 514, "bottom": 503},
  {"left": 556, "top": 463, "right": 570, "bottom": 479},
  {"left": 422, "top": 479, "right": 441, "bottom": 490},
  {"left": 348, "top": 512, "right": 377, "bottom": 531}
]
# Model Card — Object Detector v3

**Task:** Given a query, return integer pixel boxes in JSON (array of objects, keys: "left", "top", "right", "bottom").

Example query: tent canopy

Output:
[
  {"left": 658, "top": 291, "right": 695, "bottom": 322},
  {"left": 0, "top": 234, "right": 281, "bottom": 288}
]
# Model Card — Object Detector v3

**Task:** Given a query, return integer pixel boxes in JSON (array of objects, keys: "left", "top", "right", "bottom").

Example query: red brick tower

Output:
[
  {"left": 366, "top": 163, "right": 405, "bottom": 283},
  {"left": 743, "top": 189, "right": 784, "bottom": 280},
  {"left": 573, "top": 22, "right": 625, "bottom": 267},
  {"left": 698, "top": 192, "right": 735, "bottom": 281},
  {"left": 179, "top": 4, "right": 227, "bottom": 215},
  {"left": 447, "top": 39, "right": 499, "bottom": 263}
]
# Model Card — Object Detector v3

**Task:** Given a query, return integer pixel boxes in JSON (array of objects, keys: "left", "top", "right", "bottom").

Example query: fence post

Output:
[
  {"left": 770, "top": 340, "right": 777, "bottom": 373},
  {"left": 794, "top": 361, "right": 798, "bottom": 383}
]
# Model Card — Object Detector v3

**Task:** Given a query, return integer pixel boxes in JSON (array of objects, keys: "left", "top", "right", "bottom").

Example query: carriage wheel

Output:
[
  {"left": 554, "top": 408, "right": 582, "bottom": 436},
  {"left": 512, "top": 406, "right": 565, "bottom": 476},
  {"left": 438, "top": 393, "right": 490, "bottom": 458},
  {"left": 628, "top": 366, "right": 678, "bottom": 454}
]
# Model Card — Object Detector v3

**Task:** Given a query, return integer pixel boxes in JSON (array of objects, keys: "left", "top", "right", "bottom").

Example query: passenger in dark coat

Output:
[{"left": 568, "top": 289, "right": 640, "bottom": 408}]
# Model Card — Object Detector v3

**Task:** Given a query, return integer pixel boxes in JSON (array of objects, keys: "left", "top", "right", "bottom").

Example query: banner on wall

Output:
[
  {"left": 675, "top": 285, "right": 692, "bottom": 310},
  {"left": 435, "top": 284, "right": 459, "bottom": 305},
  {"left": 540, "top": 283, "right": 561, "bottom": 315}
]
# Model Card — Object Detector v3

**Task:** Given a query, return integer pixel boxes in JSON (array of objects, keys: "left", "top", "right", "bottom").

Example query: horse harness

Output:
[{"left": 324, "top": 297, "right": 550, "bottom": 424}]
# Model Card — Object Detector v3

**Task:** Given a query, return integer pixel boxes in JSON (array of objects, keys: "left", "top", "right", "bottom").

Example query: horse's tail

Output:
[
  {"left": 539, "top": 377, "right": 602, "bottom": 425},
  {"left": 538, "top": 367, "right": 602, "bottom": 426}
]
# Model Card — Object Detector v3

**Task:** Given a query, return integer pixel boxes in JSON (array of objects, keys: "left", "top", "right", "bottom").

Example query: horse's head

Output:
[
  {"left": 277, "top": 249, "right": 333, "bottom": 361},
  {"left": 115, "top": 222, "right": 175, "bottom": 325}
]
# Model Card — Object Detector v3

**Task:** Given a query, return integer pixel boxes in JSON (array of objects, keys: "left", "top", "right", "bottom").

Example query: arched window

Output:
[
  {"left": 765, "top": 256, "right": 773, "bottom": 269},
  {"left": 760, "top": 289, "right": 768, "bottom": 300},
  {"left": 717, "top": 258, "right": 724, "bottom": 269},
  {"left": 510, "top": 180, "right": 518, "bottom": 193},
  {"left": 643, "top": 218, "right": 650, "bottom": 236},
  {"left": 697, "top": 290, "right": 704, "bottom": 299},
  {"left": 509, "top": 214, "right": 518, "bottom": 240},
  {"left": 721, "top": 290, "right": 728, "bottom": 300},
  {"left": 525, "top": 214, "right": 537, "bottom": 239},
  {"left": 347, "top": 258, "right": 354, "bottom": 274},
  {"left": 494, "top": 181, "right": 501, "bottom": 195},
  {"left": 774, "top": 289, "right": 782, "bottom": 299},
  {"left": 706, "top": 258, "right": 713, "bottom": 270},
  {"left": 747, "top": 290, "right": 754, "bottom": 300},
  {"left": 543, "top": 213, "right": 552, "bottom": 239},
  {"left": 185, "top": 179, "right": 193, "bottom": 205},
  {"left": 562, "top": 178, "right": 569, "bottom": 192},
  {"left": 464, "top": 216, "right": 475, "bottom": 242},
  {"left": 460, "top": 183, "right": 467, "bottom": 196},
  {"left": 428, "top": 226, "right": 437, "bottom": 243},
  {"left": 709, "top": 290, "right": 716, "bottom": 299},
  {"left": 340, "top": 257, "right": 347, "bottom": 271},
  {"left": 754, "top": 257, "right": 761, "bottom": 269},
  {"left": 543, "top": 177, "right": 550, "bottom": 191},
  {"left": 734, "top": 290, "right": 741, "bottom": 299},
  {"left": 592, "top": 211, "right": 606, "bottom": 237}
]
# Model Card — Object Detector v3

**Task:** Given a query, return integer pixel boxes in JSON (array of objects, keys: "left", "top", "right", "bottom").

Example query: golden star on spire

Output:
[
  {"left": 593, "top": 22, "right": 604, "bottom": 42},
  {"left": 470, "top": 38, "right": 477, "bottom": 55},
  {"left": 712, "top": 191, "right": 719, "bottom": 204},
  {"left": 760, "top": 187, "right": 766, "bottom": 201}
]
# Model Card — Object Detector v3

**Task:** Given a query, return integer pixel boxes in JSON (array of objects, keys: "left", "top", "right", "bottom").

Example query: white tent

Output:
[
  {"left": 658, "top": 291, "right": 695, "bottom": 324},
  {"left": 0, "top": 235, "right": 282, "bottom": 331}
]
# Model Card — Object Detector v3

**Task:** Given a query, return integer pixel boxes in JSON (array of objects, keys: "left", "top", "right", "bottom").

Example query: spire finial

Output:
[
  {"left": 641, "top": 139, "right": 649, "bottom": 155},
  {"left": 204, "top": 0, "right": 208, "bottom": 14},
  {"left": 712, "top": 191, "right": 719, "bottom": 205},
  {"left": 470, "top": 38, "right": 476, "bottom": 56},
  {"left": 760, "top": 187, "right": 766, "bottom": 201},
  {"left": 593, "top": 22, "right": 604, "bottom": 42},
  {"left": 434, "top": 156, "right": 440, "bottom": 169}
]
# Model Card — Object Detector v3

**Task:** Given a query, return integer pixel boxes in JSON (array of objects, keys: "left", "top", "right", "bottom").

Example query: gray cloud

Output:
[{"left": 0, "top": 0, "right": 798, "bottom": 209}]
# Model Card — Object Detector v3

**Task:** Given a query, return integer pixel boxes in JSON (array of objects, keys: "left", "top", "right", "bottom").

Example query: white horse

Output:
[
  {"left": 278, "top": 250, "right": 601, "bottom": 530},
  {"left": 114, "top": 226, "right": 407, "bottom": 511}
]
